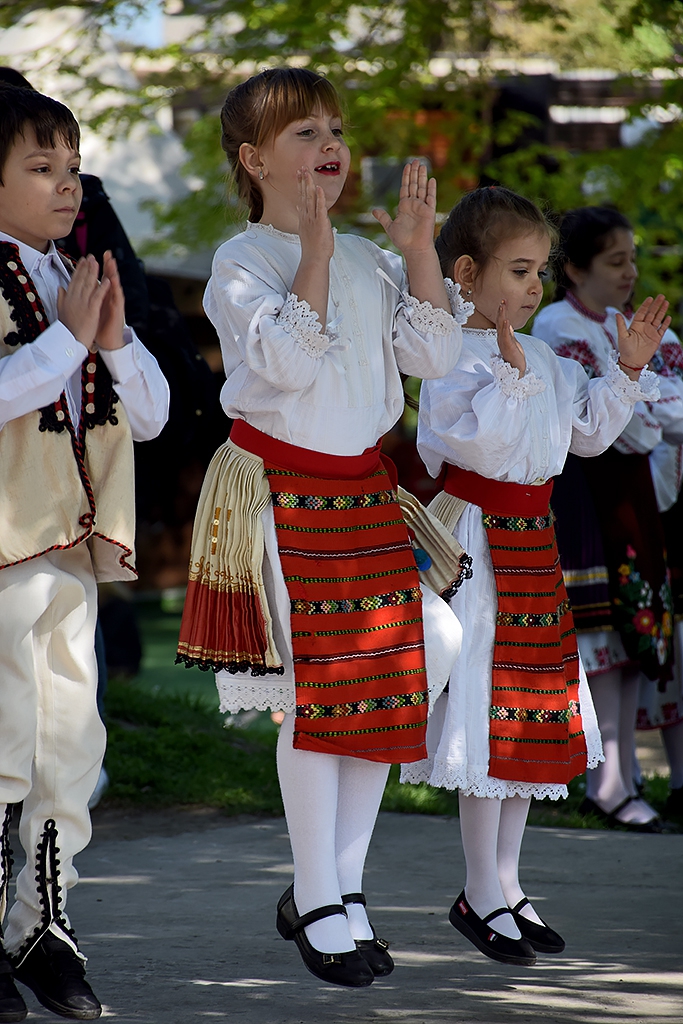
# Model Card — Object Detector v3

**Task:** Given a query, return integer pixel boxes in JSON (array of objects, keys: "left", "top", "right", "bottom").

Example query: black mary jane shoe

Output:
[
  {"left": 0, "top": 946, "right": 27, "bottom": 1024},
  {"left": 13, "top": 933, "right": 101, "bottom": 1020},
  {"left": 276, "top": 885, "right": 375, "bottom": 988},
  {"left": 510, "top": 898, "right": 565, "bottom": 953},
  {"left": 579, "top": 796, "right": 677, "bottom": 834},
  {"left": 449, "top": 891, "right": 536, "bottom": 967},
  {"left": 341, "top": 893, "right": 394, "bottom": 977}
]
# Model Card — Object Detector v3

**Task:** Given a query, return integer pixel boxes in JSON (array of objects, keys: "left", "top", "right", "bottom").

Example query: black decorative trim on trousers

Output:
[
  {"left": 0, "top": 805, "right": 13, "bottom": 921},
  {"left": 9, "top": 819, "right": 78, "bottom": 968}
]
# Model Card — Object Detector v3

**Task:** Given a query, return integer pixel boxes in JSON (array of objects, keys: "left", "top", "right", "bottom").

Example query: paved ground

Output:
[{"left": 9, "top": 808, "right": 682, "bottom": 1024}]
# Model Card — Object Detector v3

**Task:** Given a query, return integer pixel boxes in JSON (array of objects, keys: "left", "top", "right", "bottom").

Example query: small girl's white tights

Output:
[
  {"left": 458, "top": 793, "right": 520, "bottom": 939},
  {"left": 497, "top": 795, "right": 544, "bottom": 925},
  {"left": 458, "top": 792, "right": 545, "bottom": 938},
  {"left": 276, "top": 713, "right": 389, "bottom": 953}
]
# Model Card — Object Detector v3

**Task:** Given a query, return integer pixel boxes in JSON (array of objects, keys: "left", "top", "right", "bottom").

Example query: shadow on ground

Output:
[{"left": 9, "top": 812, "right": 682, "bottom": 1023}]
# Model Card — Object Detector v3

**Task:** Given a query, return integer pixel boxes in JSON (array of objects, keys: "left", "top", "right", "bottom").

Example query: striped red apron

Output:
[
  {"left": 232, "top": 421, "right": 428, "bottom": 764},
  {"left": 446, "top": 465, "right": 587, "bottom": 784}
]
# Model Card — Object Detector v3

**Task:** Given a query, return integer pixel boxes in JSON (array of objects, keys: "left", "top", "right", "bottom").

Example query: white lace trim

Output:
[
  {"left": 399, "top": 761, "right": 569, "bottom": 800},
  {"left": 276, "top": 292, "right": 330, "bottom": 357},
  {"left": 218, "top": 681, "right": 295, "bottom": 715},
  {"left": 492, "top": 354, "right": 546, "bottom": 399},
  {"left": 444, "top": 279, "right": 476, "bottom": 325},
  {"left": 402, "top": 292, "right": 459, "bottom": 336},
  {"left": 606, "top": 354, "right": 660, "bottom": 402}
]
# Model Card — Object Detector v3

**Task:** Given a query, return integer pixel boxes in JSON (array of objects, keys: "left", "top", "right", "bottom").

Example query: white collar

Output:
[{"left": 0, "top": 232, "right": 70, "bottom": 280}]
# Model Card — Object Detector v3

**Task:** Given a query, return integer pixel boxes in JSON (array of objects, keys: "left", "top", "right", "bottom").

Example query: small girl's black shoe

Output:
[
  {"left": 276, "top": 885, "right": 375, "bottom": 988},
  {"left": 510, "top": 898, "right": 565, "bottom": 953},
  {"left": 449, "top": 890, "right": 537, "bottom": 966},
  {"left": 342, "top": 893, "right": 394, "bottom": 976}
]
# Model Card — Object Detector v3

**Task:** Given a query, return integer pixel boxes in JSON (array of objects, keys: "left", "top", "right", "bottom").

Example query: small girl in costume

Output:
[
  {"left": 177, "top": 68, "right": 470, "bottom": 987},
  {"left": 533, "top": 206, "right": 683, "bottom": 830},
  {"left": 403, "top": 187, "right": 670, "bottom": 965}
]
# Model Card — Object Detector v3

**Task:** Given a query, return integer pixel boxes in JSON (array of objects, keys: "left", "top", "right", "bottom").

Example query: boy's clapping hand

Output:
[
  {"left": 57, "top": 254, "right": 110, "bottom": 352},
  {"left": 95, "top": 250, "right": 126, "bottom": 350}
]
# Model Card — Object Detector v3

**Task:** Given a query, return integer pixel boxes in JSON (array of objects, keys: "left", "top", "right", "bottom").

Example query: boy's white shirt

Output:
[{"left": 0, "top": 231, "right": 169, "bottom": 440}]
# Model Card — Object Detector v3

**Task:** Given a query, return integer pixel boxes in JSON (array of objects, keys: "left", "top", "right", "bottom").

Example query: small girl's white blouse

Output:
[
  {"left": 405, "top": 326, "right": 659, "bottom": 799},
  {"left": 203, "top": 221, "right": 465, "bottom": 716},
  {"left": 204, "top": 222, "right": 463, "bottom": 456}
]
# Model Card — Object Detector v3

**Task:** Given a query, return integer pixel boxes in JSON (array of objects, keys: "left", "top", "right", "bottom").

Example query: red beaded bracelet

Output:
[{"left": 618, "top": 358, "right": 647, "bottom": 372}]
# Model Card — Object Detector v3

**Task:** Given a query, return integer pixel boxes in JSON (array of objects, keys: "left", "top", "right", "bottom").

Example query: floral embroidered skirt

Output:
[{"left": 553, "top": 449, "right": 681, "bottom": 728}]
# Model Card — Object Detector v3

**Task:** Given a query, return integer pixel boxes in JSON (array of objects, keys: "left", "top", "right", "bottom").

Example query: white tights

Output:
[
  {"left": 586, "top": 668, "right": 658, "bottom": 824},
  {"left": 276, "top": 713, "right": 390, "bottom": 953},
  {"left": 458, "top": 792, "right": 544, "bottom": 940}
]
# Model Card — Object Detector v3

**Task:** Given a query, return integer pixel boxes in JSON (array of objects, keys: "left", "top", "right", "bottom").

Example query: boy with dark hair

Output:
[{"left": 0, "top": 85, "right": 169, "bottom": 1020}]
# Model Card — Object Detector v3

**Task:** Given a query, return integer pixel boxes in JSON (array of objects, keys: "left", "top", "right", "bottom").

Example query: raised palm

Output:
[
  {"left": 372, "top": 160, "right": 436, "bottom": 254},
  {"left": 617, "top": 294, "right": 671, "bottom": 369}
]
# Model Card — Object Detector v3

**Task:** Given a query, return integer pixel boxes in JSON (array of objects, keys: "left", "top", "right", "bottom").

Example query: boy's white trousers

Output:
[{"left": 0, "top": 545, "right": 106, "bottom": 964}]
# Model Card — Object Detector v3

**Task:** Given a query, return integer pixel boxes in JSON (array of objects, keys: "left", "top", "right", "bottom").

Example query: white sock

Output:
[
  {"left": 335, "top": 756, "right": 390, "bottom": 941},
  {"left": 276, "top": 714, "right": 354, "bottom": 953},
  {"left": 458, "top": 793, "right": 520, "bottom": 940},
  {"left": 497, "top": 796, "right": 543, "bottom": 926}
]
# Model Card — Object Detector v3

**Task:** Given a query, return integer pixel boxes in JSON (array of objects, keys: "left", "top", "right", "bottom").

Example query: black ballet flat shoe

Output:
[
  {"left": 0, "top": 947, "right": 26, "bottom": 1024},
  {"left": 579, "top": 796, "right": 678, "bottom": 833},
  {"left": 510, "top": 898, "right": 565, "bottom": 953},
  {"left": 13, "top": 934, "right": 101, "bottom": 1020},
  {"left": 276, "top": 885, "right": 375, "bottom": 988},
  {"left": 449, "top": 891, "right": 537, "bottom": 966},
  {"left": 341, "top": 893, "right": 394, "bottom": 976}
]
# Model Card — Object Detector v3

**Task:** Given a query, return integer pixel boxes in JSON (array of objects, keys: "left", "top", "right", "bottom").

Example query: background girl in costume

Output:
[
  {"left": 404, "top": 186, "right": 670, "bottom": 966},
  {"left": 177, "top": 68, "right": 468, "bottom": 987},
  {"left": 534, "top": 207, "right": 683, "bottom": 830}
]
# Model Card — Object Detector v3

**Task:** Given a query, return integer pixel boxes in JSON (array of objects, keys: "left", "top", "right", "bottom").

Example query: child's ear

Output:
[
  {"left": 564, "top": 261, "right": 585, "bottom": 288},
  {"left": 238, "top": 142, "right": 264, "bottom": 181},
  {"left": 452, "top": 254, "right": 475, "bottom": 291}
]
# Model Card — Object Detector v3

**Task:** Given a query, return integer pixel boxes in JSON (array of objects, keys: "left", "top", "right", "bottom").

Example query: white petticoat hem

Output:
[
  {"left": 399, "top": 748, "right": 602, "bottom": 798},
  {"left": 218, "top": 681, "right": 295, "bottom": 715},
  {"left": 399, "top": 761, "right": 570, "bottom": 800}
]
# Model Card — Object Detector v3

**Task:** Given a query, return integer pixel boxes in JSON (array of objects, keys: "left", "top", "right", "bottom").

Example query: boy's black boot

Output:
[
  {"left": 0, "top": 946, "right": 27, "bottom": 1023},
  {"left": 14, "top": 934, "right": 101, "bottom": 1020}
]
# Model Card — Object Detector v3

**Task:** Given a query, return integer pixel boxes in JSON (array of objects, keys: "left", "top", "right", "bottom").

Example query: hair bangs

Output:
[{"left": 254, "top": 71, "right": 343, "bottom": 149}]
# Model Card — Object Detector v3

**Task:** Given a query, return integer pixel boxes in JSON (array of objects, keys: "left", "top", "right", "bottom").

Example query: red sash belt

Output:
[
  {"left": 445, "top": 464, "right": 553, "bottom": 516},
  {"left": 446, "top": 463, "right": 586, "bottom": 785},
  {"left": 233, "top": 419, "right": 427, "bottom": 764}
]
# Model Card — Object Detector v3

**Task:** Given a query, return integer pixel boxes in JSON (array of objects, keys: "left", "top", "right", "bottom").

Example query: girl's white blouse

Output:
[
  {"left": 204, "top": 222, "right": 463, "bottom": 457},
  {"left": 204, "top": 222, "right": 465, "bottom": 716},
  {"left": 404, "top": 327, "right": 658, "bottom": 798}
]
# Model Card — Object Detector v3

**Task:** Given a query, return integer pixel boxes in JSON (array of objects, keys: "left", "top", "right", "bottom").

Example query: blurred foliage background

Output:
[{"left": 2, "top": 1, "right": 682, "bottom": 320}]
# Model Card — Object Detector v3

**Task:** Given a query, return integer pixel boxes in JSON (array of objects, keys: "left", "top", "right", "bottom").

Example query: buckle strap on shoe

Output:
[
  {"left": 289, "top": 903, "right": 348, "bottom": 935},
  {"left": 341, "top": 892, "right": 366, "bottom": 907}
]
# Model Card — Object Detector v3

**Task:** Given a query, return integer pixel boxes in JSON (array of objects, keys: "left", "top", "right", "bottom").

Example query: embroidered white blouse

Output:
[
  {"left": 204, "top": 222, "right": 465, "bottom": 456},
  {"left": 404, "top": 326, "right": 658, "bottom": 799}
]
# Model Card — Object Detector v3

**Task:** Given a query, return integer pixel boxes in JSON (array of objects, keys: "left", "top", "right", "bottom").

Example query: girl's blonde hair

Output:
[
  {"left": 435, "top": 186, "right": 555, "bottom": 279},
  {"left": 220, "top": 67, "right": 344, "bottom": 222}
]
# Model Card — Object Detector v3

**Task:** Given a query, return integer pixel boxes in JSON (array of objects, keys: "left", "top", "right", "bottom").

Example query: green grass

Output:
[{"left": 102, "top": 600, "right": 671, "bottom": 823}]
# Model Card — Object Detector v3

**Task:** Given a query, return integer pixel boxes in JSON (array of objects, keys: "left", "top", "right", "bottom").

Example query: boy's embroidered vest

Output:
[{"left": 0, "top": 242, "right": 137, "bottom": 582}]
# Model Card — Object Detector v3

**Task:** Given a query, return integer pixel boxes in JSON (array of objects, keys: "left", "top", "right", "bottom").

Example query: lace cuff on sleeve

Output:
[
  {"left": 401, "top": 292, "right": 459, "bottom": 337},
  {"left": 492, "top": 355, "right": 546, "bottom": 399},
  {"left": 276, "top": 293, "right": 330, "bottom": 358},
  {"left": 444, "top": 279, "right": 475, "bottom": 325},
  {"left": 606, "top": 354, "right": 661, "bottom": 403}
]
